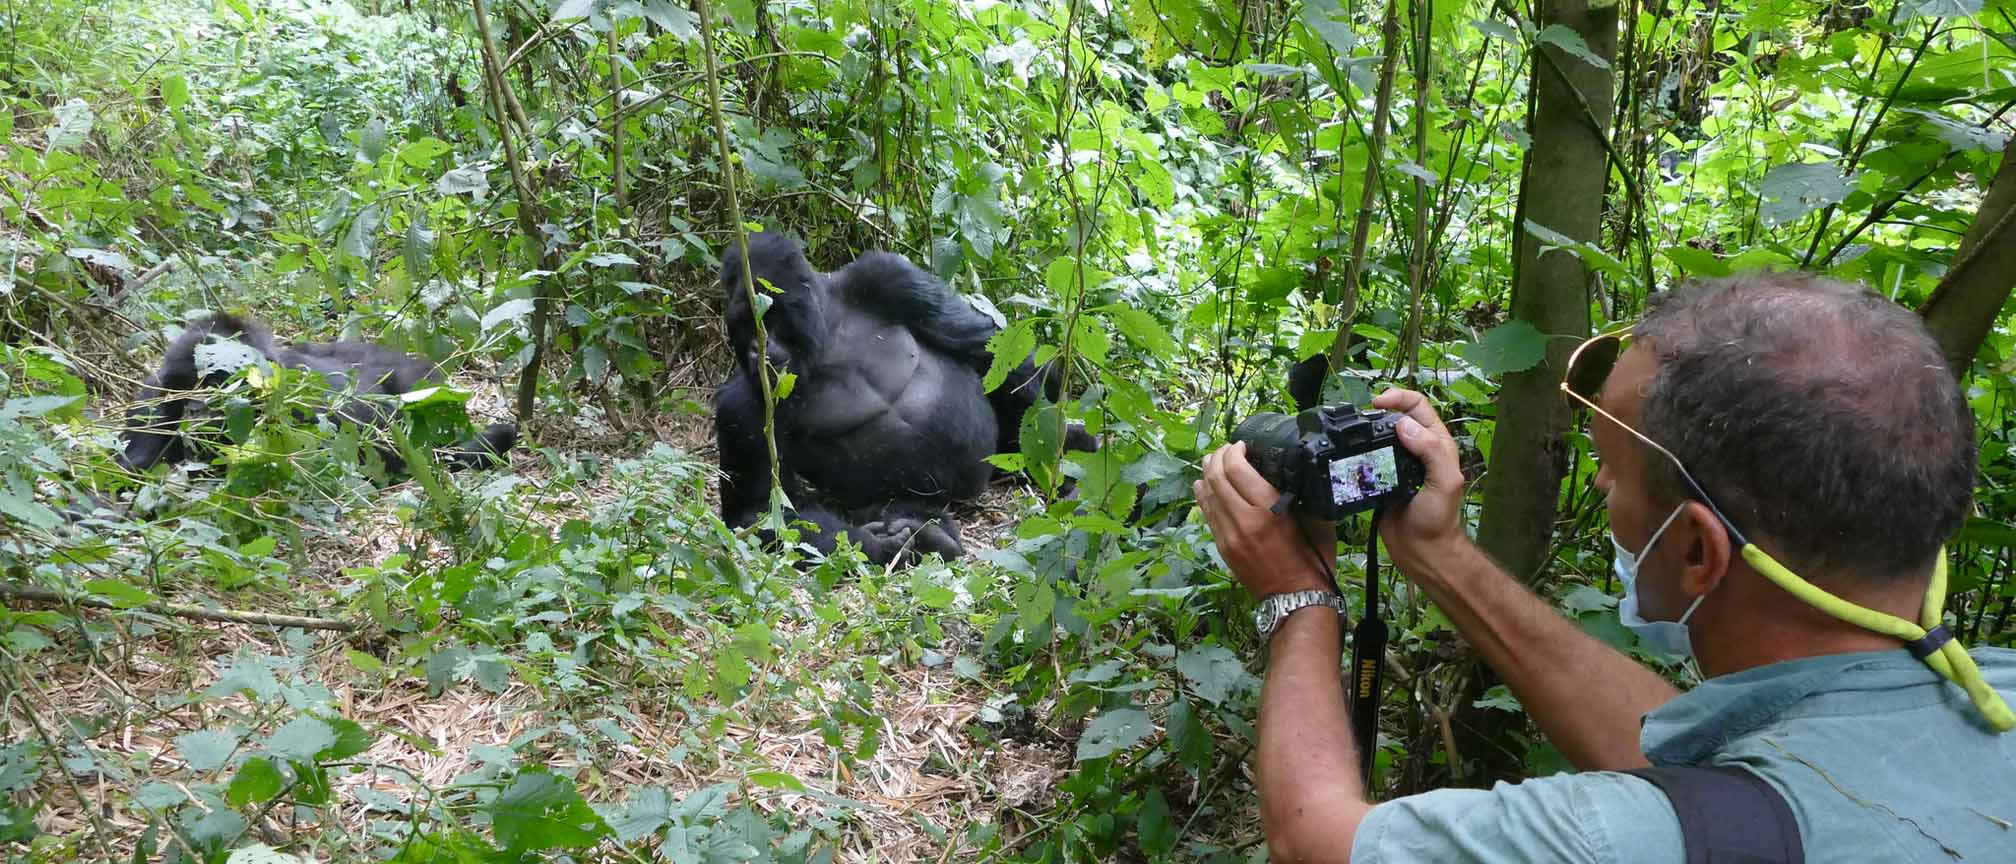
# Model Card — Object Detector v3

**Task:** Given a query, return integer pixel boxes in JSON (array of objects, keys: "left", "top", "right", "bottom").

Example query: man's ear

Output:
[{"left": 1679, "top": 500, "right": 1732, "bottom": 596}]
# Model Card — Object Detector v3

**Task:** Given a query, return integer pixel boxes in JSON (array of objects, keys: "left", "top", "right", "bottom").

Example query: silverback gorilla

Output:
[
  {"left": 118, "top": 314, "right": 518, "bottom": 475},
  {"left": 714, "top": 233, "right": 1091, "bottom": 566}
]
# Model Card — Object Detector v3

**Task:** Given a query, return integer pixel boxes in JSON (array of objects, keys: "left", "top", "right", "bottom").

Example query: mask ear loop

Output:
[{"left": 1742, "top": 545, "right": 2014, "bottom": 732}]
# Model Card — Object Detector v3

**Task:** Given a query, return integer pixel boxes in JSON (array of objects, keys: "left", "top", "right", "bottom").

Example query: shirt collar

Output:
[{"left": 1640, "top": 650, "right": 1932, "bottom": 765}]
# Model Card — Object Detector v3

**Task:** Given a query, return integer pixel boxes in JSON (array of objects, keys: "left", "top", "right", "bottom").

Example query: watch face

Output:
[{"left": 1254, "top": 605, "right": 1272, "bottom": 633}]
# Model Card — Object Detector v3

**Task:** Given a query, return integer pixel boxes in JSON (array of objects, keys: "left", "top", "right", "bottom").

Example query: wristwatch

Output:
[{"left": 1253, "top": 589, "right": 1347, "bottom": 641}]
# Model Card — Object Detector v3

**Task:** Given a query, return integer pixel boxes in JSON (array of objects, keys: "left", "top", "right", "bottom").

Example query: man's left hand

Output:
[{"left": 1195, "top": 442, "right": 1338, "bottom": 597}]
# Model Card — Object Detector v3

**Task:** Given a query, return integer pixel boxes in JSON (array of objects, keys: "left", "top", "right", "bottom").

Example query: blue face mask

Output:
[{"left": 1614, "top": 504, "right": 1708, "bottom": 659}]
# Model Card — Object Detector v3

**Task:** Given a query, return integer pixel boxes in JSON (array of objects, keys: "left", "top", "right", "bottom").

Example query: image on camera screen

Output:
[{"left": 1329, "top": 446, "right": 1399, "bottom": 506}]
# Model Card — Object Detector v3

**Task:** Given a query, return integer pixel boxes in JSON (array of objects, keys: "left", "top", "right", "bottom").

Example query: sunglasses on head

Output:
[
  {"left": 1555, "top": 327, "right": 2013, "bottom": 731},
  {"left": 1558, "top": 329, "right": 1748, "bottom": 547}
]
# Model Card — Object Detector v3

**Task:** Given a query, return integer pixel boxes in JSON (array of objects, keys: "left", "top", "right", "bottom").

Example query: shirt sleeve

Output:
[{"left": 1350, "top": 770, "right": 1687, "bottom": 864}]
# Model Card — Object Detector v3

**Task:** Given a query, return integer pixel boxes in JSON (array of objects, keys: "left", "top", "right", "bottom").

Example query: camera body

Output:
[{"left": 1232, "top": 404, "right": 1425, "bottom": 520}]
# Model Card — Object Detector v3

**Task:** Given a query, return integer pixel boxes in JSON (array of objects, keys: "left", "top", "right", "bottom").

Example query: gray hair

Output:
[{"left": 1634, "top": 272, "right": 1976, "bottom": 582}]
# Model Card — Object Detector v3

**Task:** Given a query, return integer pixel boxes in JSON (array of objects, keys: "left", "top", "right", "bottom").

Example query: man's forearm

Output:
[
  {"left": 1401, "top": 539, "right": 1678, "bottom": 771},
  {"left": 1258, "top": 607, "right": 1371, "bottom": 864}
]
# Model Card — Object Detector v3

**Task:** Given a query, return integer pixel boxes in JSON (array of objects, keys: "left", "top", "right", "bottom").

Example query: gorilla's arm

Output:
[{"left": 830, "top": 252, "right": 1001, "bottom": 367}]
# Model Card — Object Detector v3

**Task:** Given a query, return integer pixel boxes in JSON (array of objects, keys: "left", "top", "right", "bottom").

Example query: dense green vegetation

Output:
[{"left": 1, "top": 0, "right": 2011, "bottom": 860}]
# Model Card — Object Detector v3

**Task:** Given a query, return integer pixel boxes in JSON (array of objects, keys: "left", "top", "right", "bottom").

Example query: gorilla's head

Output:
[{"left": 720, "top": 232, "right": 829, "bottom": 376}]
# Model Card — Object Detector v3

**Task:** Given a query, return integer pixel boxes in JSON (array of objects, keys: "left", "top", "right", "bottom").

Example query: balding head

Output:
[{"left": 1634, "top": 272, "right": 1976, "bottom": 583}]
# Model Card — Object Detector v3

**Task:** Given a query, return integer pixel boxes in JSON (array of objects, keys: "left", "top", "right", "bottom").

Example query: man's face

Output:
[{"left": 1591, "top": 344, "right": 1692, "bottom": 618}]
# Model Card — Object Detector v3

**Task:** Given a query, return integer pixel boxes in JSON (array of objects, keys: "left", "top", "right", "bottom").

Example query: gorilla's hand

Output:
[{"left": 861, "top": 516, "right": 964, "bottom": 565}]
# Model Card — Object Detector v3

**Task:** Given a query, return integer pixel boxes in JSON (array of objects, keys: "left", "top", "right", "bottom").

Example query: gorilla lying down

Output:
[
  {"left": 119, "top": 314, "right": 518, "bottom": 476},
  {"left": 715, "top": 233, "right": 1095, "bottom": 567}
]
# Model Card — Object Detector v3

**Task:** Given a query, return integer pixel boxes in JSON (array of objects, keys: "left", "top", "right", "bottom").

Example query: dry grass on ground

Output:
[{"left": 9, "top": 391, "right": 1088, "bottom": 862}]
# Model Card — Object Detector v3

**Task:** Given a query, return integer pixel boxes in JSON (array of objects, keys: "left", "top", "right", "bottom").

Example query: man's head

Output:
[{"left": 1594, "top": 272, "right": 1976, "bottom": 620}]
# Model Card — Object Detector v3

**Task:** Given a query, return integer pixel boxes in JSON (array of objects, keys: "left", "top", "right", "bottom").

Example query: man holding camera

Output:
[{"left": 1196, "top": 273, "right": 2016, "bottom": 862}]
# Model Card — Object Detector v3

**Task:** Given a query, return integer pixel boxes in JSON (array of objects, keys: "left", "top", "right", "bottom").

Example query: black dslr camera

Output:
[{"left": 1231, "top": 404, "right": 1425, "bottom": 520}]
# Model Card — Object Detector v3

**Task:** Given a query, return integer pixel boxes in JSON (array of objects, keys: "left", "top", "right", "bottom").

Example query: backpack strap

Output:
[{"left": 1624, "top": 764, "right": 1805, "bottom": 864}]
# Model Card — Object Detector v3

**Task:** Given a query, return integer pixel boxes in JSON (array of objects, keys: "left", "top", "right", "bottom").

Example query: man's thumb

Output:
[{"left": 1396, "top": 417, "right": 1461, "bottom": 490}]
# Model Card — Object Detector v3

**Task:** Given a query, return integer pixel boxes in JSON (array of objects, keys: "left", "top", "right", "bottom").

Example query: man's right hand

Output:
[{"left": 1370, "top": 388, "right": 1470, "bottom": 581}]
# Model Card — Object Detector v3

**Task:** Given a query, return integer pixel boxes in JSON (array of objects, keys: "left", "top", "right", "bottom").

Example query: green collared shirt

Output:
[{"left": 1351, "top": 648, "right": 2016, "bottom": 862}]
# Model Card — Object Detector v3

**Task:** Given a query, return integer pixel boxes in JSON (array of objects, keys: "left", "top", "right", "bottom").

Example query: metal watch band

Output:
[{"left": 1255, "top": 589, "right": 1345, "bottom": 641}]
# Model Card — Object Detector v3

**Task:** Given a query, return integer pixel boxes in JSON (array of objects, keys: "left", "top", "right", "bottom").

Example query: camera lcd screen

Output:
[{"left": 1329, "top": 446, "right": 1400, "bottom": 507}]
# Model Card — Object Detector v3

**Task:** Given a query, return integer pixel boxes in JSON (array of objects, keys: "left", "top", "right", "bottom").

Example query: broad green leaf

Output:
[
  {"left": 1137, "top": 788, "right": 1176, "bottom": 856},
  {"left": 226, "top": 757, "right": 284, "bottom": 807},
  {"left": 639, "top": 0, "right": 698, "bottom": 38},
  {"left": 1075, "top": 708, "right": 1152, "bottom": 761},
  {"left": 912, "top": 570, "right": 957, "bottom": 608},
  {"left": 1300, "top": 0, "right": 1357, "bottom": 54},
  {"left": 746, "top": 770, "right": 807, "bottom": 792},
  {"left": 359, "top": 117, "right": 387, "bottom": 162},
  {"left": 186, "top": 808, "right": 247, "bottom": 849},
  {"left": 226, "top": 845, "right": 308, "bottom": 864},
  {"left": 82, "top": 579, "right": 155, "bottom": 609},
  {"left": 1462, "top": 320, "right": 1548, "bottom": 376},
  {"left": 174, "top": 729, "right": 239, "bottom": 772},
  {"left": 320, "top": 717, "right": 374, "bottom": 761},
  {"left": 481, "top": 299, "right": 536, "bottom": 333},
  {"left": 1472, "top": 18, "right": 1521, "bottom": 41},
  {"left": 45, "top": 99, "right": 94, "bottom": 154},
  {"left": 1245, "top": 62, "right": 1309, "bottom": 79},
  {"left": 1759, "top": 163, "right": 1854, "bottom": 226},
  {"left": 586, "top": 251, "right": 639, "bottom": 268},
  {"left": 610, "top": 788, "right": 673, "bottom": 843},
  {"left": 1166, "top": 698, "right": 1214, "bottom": 773},
  {"left": 1535, "top": 25, "right": 1610, "bottom": 70},
  {"left": 983, "top": 320, "right": 1038, "bottom": 393},
  {"left": 436, "top": 166, "right": 490, "bottom": 197},
  {"left": 1013, "top": 577, "right": 1056, "bottom": 635},
  {"left": 404, "top": 213, "right": 434, "bottom": 280},
  {"left": 0, "top": 395, "right": 83, "bottom": 420},
  {"left": 1108, "top": 307, "right": 1178, "bottom": 359},
  {"left": 490, "top": 769, "right": 606, "bottom": 853},
  {"left": 1044, "top": 257, "right": 1081, "bottom": 297},
  {"left": 192, "top": 339, "right": 263, "bottom": 380},
  {"left": 1176, "top": 645, "right": 1257, "bottom": 706},
  {"left": 1958, "top": 518, "right": 2016, "bottom": 548},
  {"left": 264, "top": 716, "right": 335, "bottom": 761},
  {"left": 1662, "top": 246, "right": 1733, "bottom": 277},
  {"left": 66, "top": 247, "right": 134, "bottom": 275},
  {"left": 1904, "top": 0, "right": 1981, "bottom": 17},
  {"left": 1134, "top": 159, "right": 1175, "bottom": 208},
  {"left": 397, "top": 137, "right": 452, "bottom": 168},
  {"left": 161, "top": 75, "right": 190, "bottom": 109},
  {"left": 397, "top": 386, "right": 469, "bottom": 410},
  {"left": 341, "top": 205, "right": 383, "bottom": 260},
  {"left": 1474, "top": 685, "right": 1524, "bottom": 713},
  {"left": 345, "top": 650, "right": 383, "bottom": 673},
  {"left": 1561, "top": 585, "right": 1616, "bottom": 615}
]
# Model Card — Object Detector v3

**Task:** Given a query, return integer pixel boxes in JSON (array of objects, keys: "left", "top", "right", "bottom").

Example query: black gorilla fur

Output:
[
  {"left": 118, "top": 314, "right": 518, "bottom": 475},
  {"left": 714, "top": 233, "right": 1093, "bottom": 566},
  {"left": 1288, "top": 352, "right": 1330, "bottom": 413}
]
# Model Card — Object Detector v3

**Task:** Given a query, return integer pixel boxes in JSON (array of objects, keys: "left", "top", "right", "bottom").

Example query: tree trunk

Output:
[
  {"left": 1919, "top": 139, "right": 2016, "bottom": 376},
  {"left": 1462, "top": 0, "right": 1618, "bottom": 785}
]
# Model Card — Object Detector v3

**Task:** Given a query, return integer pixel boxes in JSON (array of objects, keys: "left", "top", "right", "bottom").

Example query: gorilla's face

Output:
[{"left": 722, "top": 238, "right": 826, "bottom": 378}]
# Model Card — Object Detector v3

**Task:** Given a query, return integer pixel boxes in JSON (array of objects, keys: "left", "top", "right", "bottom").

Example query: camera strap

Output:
[{"left": 1348, "top": 509, "right": 1389, "bottom": 790}]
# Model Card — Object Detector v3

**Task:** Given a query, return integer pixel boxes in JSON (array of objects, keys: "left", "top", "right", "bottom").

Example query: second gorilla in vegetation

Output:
[
  {"left": 715, "top": 233, "right": 1089, "bottom": 566},
  {"left": 119, "top": 314, "right": 519, "bottom": 476}
]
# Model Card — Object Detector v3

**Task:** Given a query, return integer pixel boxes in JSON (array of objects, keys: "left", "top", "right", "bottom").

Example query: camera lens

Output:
[{"left": 1231, "top": 412, "right": 1301, "bottom": 492}]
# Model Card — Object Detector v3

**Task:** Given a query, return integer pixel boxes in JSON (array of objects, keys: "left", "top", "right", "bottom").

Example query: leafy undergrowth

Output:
[{"left": 2, "top": 388, "right": 1260, "bottom": 862}]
